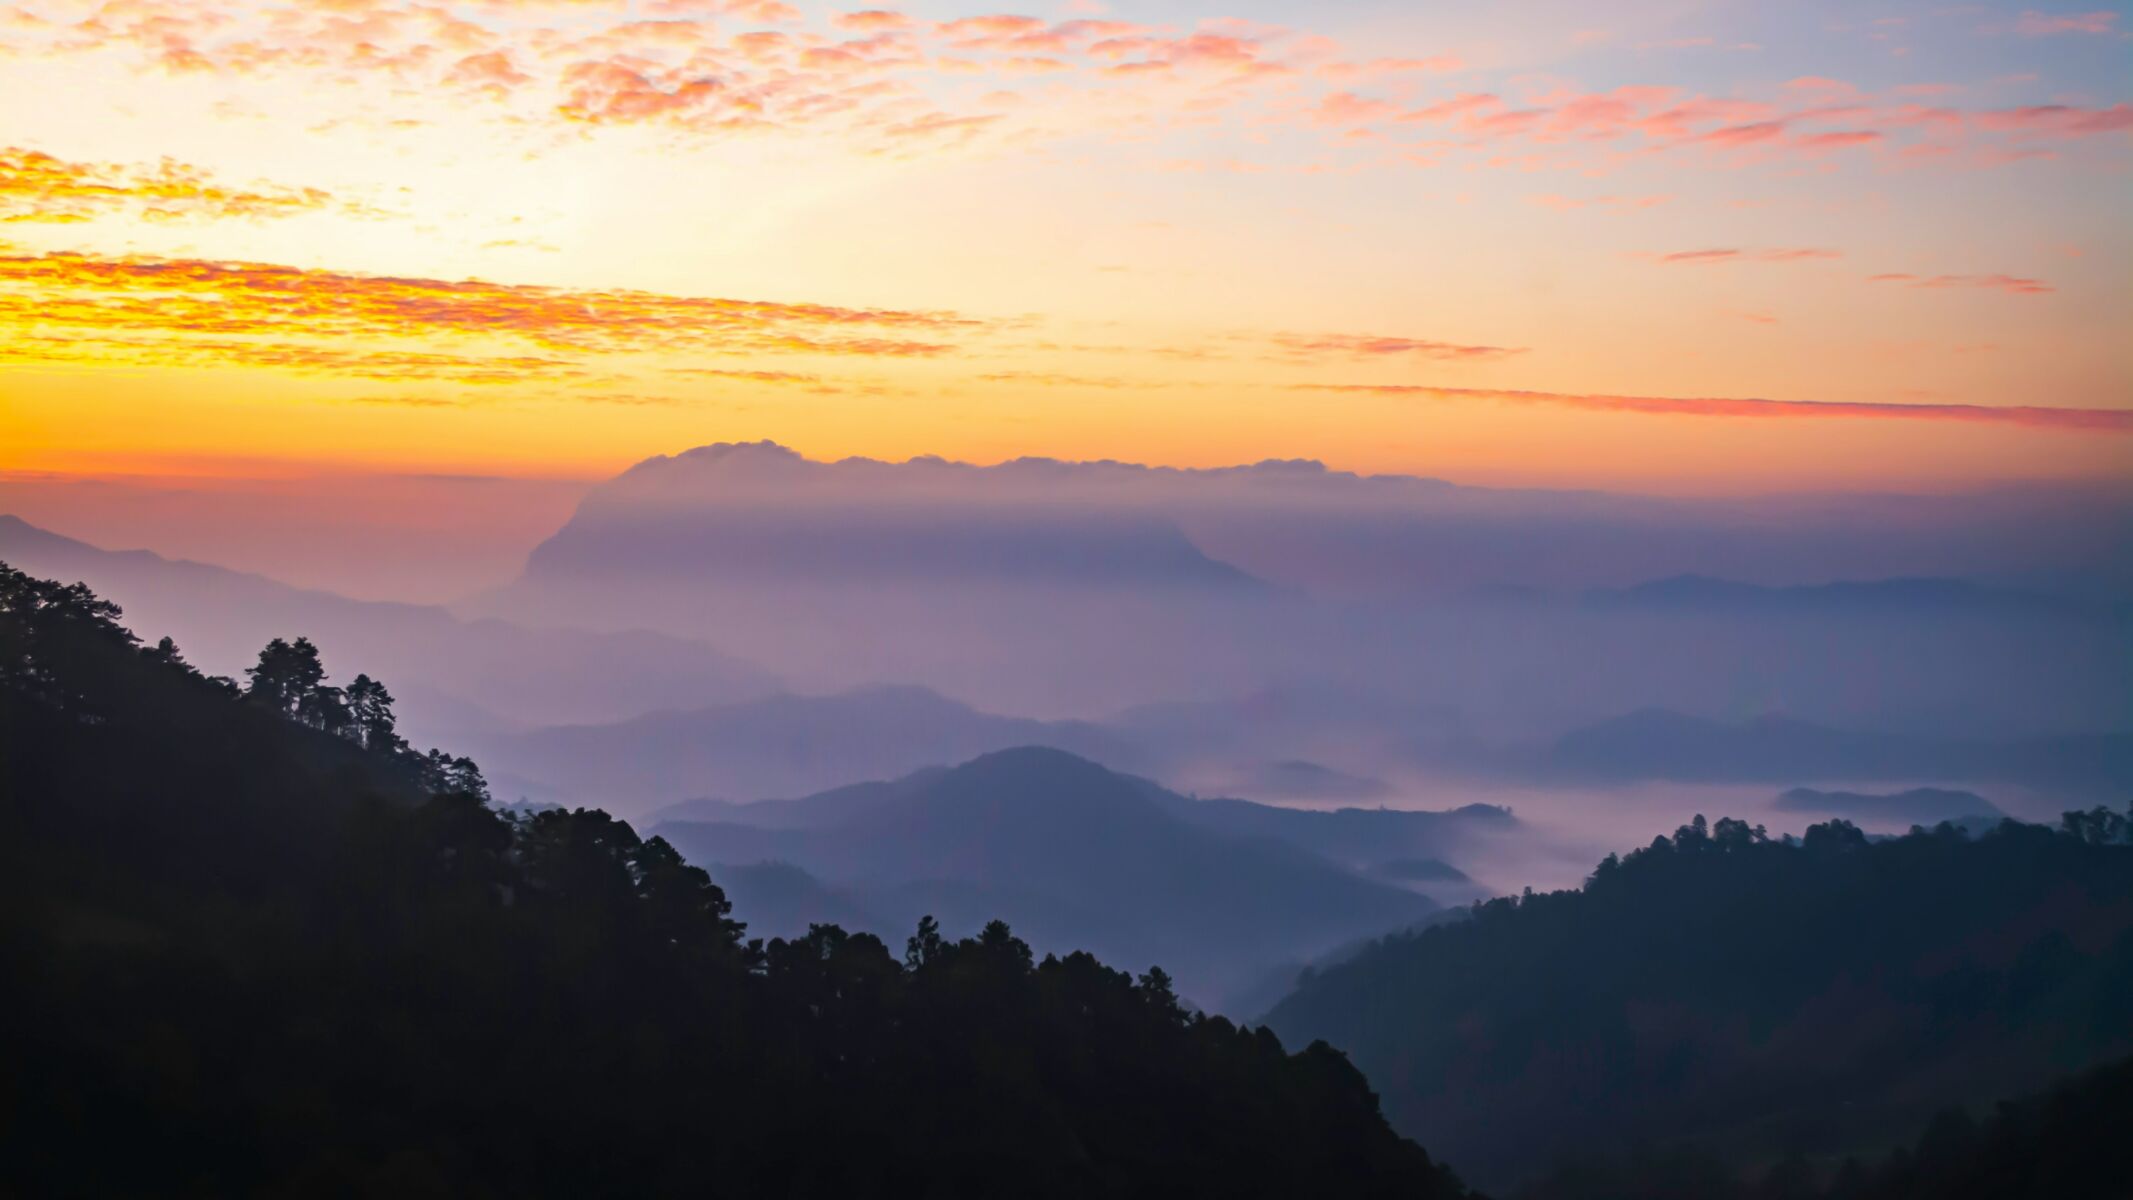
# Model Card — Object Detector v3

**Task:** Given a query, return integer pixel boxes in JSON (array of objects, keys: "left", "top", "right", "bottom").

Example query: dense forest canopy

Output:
[
  {"left": 1266, "top": 807, "right": 2133, "bottom": 1194},
  {"left": 0, "top": 562, "right": 1468, "bottom": 1198}
]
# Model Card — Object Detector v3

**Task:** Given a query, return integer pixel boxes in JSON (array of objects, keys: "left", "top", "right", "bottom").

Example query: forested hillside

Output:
[
  {"left": 0, "top": 563, "right": 1468, "bottom": 1198},
  {"left": 1266, "top": 809, "right": 2133, "bottom": 1192}
]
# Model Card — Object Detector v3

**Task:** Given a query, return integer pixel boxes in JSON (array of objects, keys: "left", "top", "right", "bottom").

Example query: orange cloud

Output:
[
  {"left": 1269, "top": 333, "right": 1525, "bottom": 361},
  {"left": 1294, "top": 384, "right": 2130, "bottom": 430},
  {"left": 0, "top": 250, "right": 982, "bottom": 385},
  {"left": 834, "top": 10, "right": 914, "bottom": 32},
  {"left": 0, "top": 146, "right": 363, "bottom": 224}
]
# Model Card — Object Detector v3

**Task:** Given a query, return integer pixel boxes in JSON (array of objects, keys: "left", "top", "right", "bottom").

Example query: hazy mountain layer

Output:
[
  {"left": 653, "top": 747, "right": 1445, "bottom": 1011},
  {"left": 0, "top": 515, "right": 777, "bottom": 739}
]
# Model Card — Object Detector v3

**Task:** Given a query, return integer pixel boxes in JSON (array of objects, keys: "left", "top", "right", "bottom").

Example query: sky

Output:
[{"left": 1, "top": 0, "right": 2130, "bottom": 533}]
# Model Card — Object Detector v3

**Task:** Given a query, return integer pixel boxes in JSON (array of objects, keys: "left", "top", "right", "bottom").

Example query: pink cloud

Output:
[
  {"left": 1869, "top": 273, "right": 2054, "bottom": 295},
  {"left": 1651, "top": 248, "right": 1841, "bottom": 265},
  {"left": 834, "top": 10, "right": 914, "bottom": 32},
  {"left": 2011, "top": 10, "right": 2119, "bottom": 35},
  {"left": 1976, "top": 104, "right": 2133, "bottom": 136}
]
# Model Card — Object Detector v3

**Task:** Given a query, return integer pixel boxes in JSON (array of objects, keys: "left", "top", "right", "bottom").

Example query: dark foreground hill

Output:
[
  {"left": 1265, "top": 812, "right": 2133, "bottom": 1193},
  {"left": 0, "top": 562, "right": 1468, "bottom": 1199}
]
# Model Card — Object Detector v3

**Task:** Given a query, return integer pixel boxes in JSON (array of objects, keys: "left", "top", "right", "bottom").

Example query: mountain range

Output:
[{"left": 650, "top": 747, "right": 1470, "bottom": 1011}]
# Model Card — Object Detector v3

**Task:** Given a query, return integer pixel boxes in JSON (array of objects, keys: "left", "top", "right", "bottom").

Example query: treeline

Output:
[
  {"left": 1518, "top": 1054, "right": 2133, "bottom": 1200},
  {"left": 0, "top": 563, "right": 1467, "bottom": 1198},
  {"left": 1266, "top": 808, "right": 2133, "bottom": 1194}
]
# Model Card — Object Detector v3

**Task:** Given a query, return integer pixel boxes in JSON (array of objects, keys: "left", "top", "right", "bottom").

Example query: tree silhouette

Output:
[
  {"left": 345, "top": 672, "right": 403, "bottom": 753},
  {"left": 245, "top": 635, "right": 325, "bottom": 717}
]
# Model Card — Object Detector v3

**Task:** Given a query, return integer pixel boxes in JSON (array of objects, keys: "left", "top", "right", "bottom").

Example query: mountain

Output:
[
  {"left": 1264, "top": 814, "right": 2133, "bottom": 1192},
  {"left": 1527, "top": 708, "right": 2133, "bottom": 799},
  {"left": 0, "top": 515, "right": 778, "bottom": 739},
  {"left": 1517, "top": 1053, "right": 2133, "bottom": 1200},
  {"left": 1225, "top": 759, "right": 1394, "bottom": 800},
  {"left": 1775, "top": 786, "right": 2005, "bottom": 826},
  {"left": 652, "top": 747, "right": 1441, "bottom": 1010},
  {"left": 516, "top": 442, "right": 1266, "bottom": 589},
  {"left": 477, "top": 685, "right": 1142, "bottom": 814},
  {"left": 1578, "top": 575, "right": 2103, "bottom": 621},
  {"left": 1155, "top": 793, "right": 1517, "bottom": 876},
  {"left": 0, "top": 562, "right": 1470, "bottom": 1198}
]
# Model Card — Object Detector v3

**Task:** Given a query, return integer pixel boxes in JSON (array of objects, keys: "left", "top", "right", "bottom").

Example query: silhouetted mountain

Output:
[
  {"left": 1775, "top": 786, "right": 2004, "bottom": 825},
  {"left": 653, "top": 748, "right": 1441, "bottom": 1010},
  {"left": 0, "top": 515, "right": 777, "bottom": 738},
  {"left": 1516, "top": 1054, "right": 2133, "bottom": 1200},
  {"left": 479, "top": 686, "right": 1141, "bottom": 815},
  {"left": 1527, "top": 708, "right": 2132, "bottom": 798},
  {"left": 1, "top": 563, "right": 1469, "bottom": 1198},
  {"left": 1265, "top": 814, "right": 2133, "bottom": 1192}
]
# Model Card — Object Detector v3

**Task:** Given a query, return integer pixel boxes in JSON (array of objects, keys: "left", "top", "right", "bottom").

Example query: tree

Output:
[
  {"left": 296, "top": 682, "right": 351, "bottom": 736},
  {"left": 905, "top": 914, "right": 944, "bottom": 969},
  {"left": 344, "top": 673, "right": 403, "bottom": 753},
  {"left": 418, "top": 749, "right": 489, "bottom": 801},
  {"left": 246, "top": 636, "right": 325, "bottom": 717}
]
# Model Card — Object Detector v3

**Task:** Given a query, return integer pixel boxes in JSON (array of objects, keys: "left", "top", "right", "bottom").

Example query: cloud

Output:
[
  {"left": 1648, "top": 248, "right": 1842, "bottom": 265},
  {"left": 1292, "top": 384, "right": 2131, "bottom": 431},
  {"left": 976, "top": 370, "right": 1167, "bottom": 389},
  {"left": 0, "top": 250, "right": 984, "bottom": 384},
  {"left": 1528, "top": 194, "right": 1674, "bottom": 212},
  {"left": 1269, "top": 333, "right": 1526, "bottom": 361},
  {"left": 8, "top": 1, "right": 2126, "bottom": 175},
  {"left": 1868, "top": 273, "right": 2054, "bottom": 295},
  {"left": 1975, "top": 104, "right": 2133, "bottom": 136},
  {"left": 834, "top": 10, "right": 914, "bottom": 32},
  {"left": 2010, "top": 11, "right": 2120, "bottom": 35},
  {"left": 0, "top": 146, "right": 366, "bottom": 224}
]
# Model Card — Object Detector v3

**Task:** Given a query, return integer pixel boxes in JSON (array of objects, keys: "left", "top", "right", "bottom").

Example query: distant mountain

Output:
[
  {"left": 1226, "top": 759, "right": 1393, "bottom": 800},
  {"left": 1369, "top": 858, "right": 1475, "bottom": 884},
  {"left": 0, "top": 515, "right": 777, "bottom": 739},
  {"left": 1579, "top": 574, "right": 2100, "bottom": 620},
  {"left": 482, "top": 686, "right": 1143, "bottom": 814},
  {"left": 653, "top": 747, "right": 1440, "bottom": 1011},
  {"left": 462, "top": 446, "right": 2133, "bottom": 729},
  {"left": 508, "top": 441, "right": 1266, "bottom": 592},
  {"left": 1527, "top": 708, "right": 2133, "bottom": 799},
  {"left": 1155, "top": 793, "right": 1517, "bottom": 874},
  {"left": 1265, "top": 816, "right": 2133, "bottom": 1192},
  {"left": 1775, "top": 786, "right": 2005, "bottom": 826}
]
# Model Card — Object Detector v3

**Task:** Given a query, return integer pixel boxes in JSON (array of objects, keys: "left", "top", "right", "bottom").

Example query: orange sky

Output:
[{"left": 2, "top": 0, "right": 2130, "bottom": 495}]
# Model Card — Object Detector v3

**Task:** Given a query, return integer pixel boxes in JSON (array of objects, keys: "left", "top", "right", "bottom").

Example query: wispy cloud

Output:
[
  {"left": 0, "top": 250, "right": 985, "bottom": 384},
  {"left": 0, "top": 146, "right": 369, "bottom": 224},
  {"left": 1868, "top": 272, "right": 2055, "bottom": 295},
  {"left": 1646, "top": 248, "right": 1842, "bottom": 265},
  {"left": 1268, "top": 333, "right": 1526, "bottom": 361},
  {"left": 2008, "top": 11, "right": 2121, "bottom": 36},
  {"left": 1292, "top": 384, "right": 2129, "bottom": 430}
]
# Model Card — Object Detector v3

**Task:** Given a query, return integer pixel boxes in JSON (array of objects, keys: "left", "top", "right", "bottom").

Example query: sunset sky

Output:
[{"left": 3, "top": 0, "right": 2130, "bottom": 511}]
